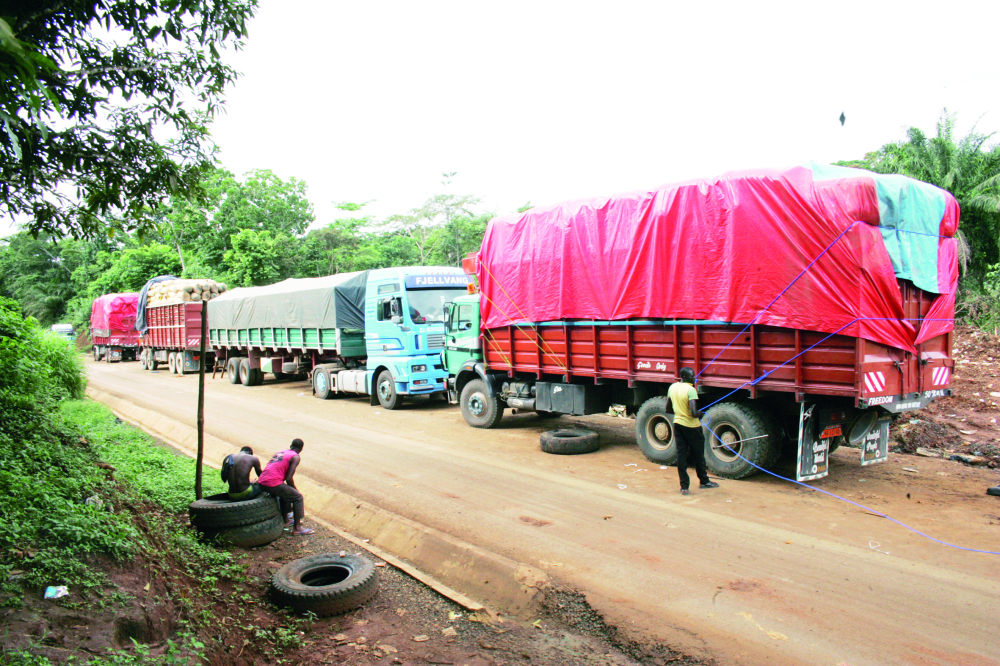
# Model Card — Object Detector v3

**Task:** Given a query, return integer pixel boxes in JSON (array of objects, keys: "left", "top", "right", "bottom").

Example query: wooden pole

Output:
[{"left": 195, "top": 301, "right": 207, "bottom": 499}]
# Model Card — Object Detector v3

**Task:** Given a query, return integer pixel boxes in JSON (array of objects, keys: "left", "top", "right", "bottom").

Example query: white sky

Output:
[{"left": 5, "top": 0, "right": 1000, "bottom": 236}]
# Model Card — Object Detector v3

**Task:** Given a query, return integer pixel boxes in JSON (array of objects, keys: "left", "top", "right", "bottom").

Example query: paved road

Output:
[{"left": 86, "top": 358, "right": 1000, "bottom": 666}]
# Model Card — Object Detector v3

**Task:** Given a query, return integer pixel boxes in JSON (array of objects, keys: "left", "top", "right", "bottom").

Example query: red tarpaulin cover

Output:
[
  {"left": 90, "top": 293, "right": 139, "bottom": 337},
  {"left": 476, "top": 166, "right": 959, "bottom": 352}
]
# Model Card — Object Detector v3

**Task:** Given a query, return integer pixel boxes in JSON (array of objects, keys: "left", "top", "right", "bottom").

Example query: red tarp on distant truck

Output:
[
  {"left": 476, "top": 165, "right": 959, "bottom": 353},
  {"left": 90, "top": 293, "right": 139, "bottom": 338}
]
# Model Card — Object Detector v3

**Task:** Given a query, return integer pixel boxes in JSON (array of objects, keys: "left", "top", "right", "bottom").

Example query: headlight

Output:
[{"left": 412, "top": 364, "right": 427, "bottom": 373}]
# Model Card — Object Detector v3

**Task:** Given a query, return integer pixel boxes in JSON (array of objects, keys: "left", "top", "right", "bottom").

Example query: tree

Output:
[
  {"left": 0, "top": 0, "right": 258, "bottom": 239},
  {"left": 837, "top": 111, "right": 1000, "bottom": 284},
  {"left": 224, "top": 229, "right": 297, "bottom": 287}
]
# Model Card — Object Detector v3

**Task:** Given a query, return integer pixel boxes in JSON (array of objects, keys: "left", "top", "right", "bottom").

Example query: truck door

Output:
[{"left": 445, "top": 299, "right": 481, "bottom": 373}]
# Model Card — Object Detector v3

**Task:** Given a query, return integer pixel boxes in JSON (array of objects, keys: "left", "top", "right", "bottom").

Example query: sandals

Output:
[{"left": 291, "top": 527, "right": 315, "bottom": 536}]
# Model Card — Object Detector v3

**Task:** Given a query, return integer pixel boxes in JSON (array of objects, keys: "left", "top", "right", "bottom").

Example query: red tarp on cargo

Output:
[
  {"left": 476, "top": 165, "right": 959, "bottom": 353},
  {"left": 90, "top": 293, "right": 139, "bottom": 337}
]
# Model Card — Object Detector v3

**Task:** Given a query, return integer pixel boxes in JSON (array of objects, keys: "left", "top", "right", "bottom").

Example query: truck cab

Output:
[{"left": 363, "top": 267, "right": 472, "bottom": 408}]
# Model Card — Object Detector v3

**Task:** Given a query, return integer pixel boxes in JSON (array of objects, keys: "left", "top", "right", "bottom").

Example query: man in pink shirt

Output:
[{"left": 258, "top": 438, "right": 313, "bottom": 535}]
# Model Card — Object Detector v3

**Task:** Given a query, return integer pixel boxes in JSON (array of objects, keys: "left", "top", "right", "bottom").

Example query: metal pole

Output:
[{"left": 195, "top": 301, "right": 207, "bottom": 499}]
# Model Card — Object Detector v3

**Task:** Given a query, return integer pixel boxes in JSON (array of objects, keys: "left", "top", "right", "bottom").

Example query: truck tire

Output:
[
  {"left": 188, "top": 493, "right": 280, "bottom": 529},
  {"left": 138, "top": 350, "right": 147, "bottom": 370},
  {"left": 149, "top": 353, "right": 159, "bottom": 371},
  {"left": 167, "top": 351, "right": 177, "bottom": 374},
  {"left": 375, "top": 370, "right": 403, "bottom": 410},
  {"left": 635, "top": 397, "right": 678, "bottom": 465},
  {"left": 270, "top": 553, "right": 379, "bottom": 617},
  {"left": 272, "top": 370, "right": 288, "bottom": 380},
  {"left": 240, "top": 359, "right": 264, "bottom": 386},
  {"left": 198, "top": 515, "right": 284, "bottom": 549},
  {"left": 702, "top": 402, "right": 779, "bottom": 479},
  {"left": 176, "top": 352, "right": 186, "bottom": 376},
  {"left": 227, "top": 357, "right": 241, "bottom": 384},
  {"left": 314, "top": 367, "right": 334, "bottom": 400},
  {"left": 540, "top": 428, "right": 600, "bottom": 455},
  {"left": 92, "top": 346, "right": 99, "bottom": 361},
  {"left": 460, "top": 379, "right": 504, "bottom": 428}
]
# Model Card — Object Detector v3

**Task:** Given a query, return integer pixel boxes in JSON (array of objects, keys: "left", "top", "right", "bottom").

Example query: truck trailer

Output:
[
  {"left": 207, "top": 266, "right": 471, "bottom": 409},
  {"left": 90, "top": 293, "right": 139, "bottom": 362},
  {"left": 443, "top": 164, "right": 959, "bottom": 481},
  {"left": 135, "top": 278, "right": 225, "bottom": 374}
]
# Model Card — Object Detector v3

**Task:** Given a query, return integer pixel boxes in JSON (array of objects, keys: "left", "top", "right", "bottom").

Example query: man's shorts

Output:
[{"left": 227, "top": 483, "right": 263, "bottom": 501}]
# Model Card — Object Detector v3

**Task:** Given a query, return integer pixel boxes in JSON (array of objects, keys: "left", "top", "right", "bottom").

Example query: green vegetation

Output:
[
  {"left": 0, "top": 0, "right": 258, "bottom": 239},
  {"left": 0, "top": 298, "right": 263, "bottom": 664}
]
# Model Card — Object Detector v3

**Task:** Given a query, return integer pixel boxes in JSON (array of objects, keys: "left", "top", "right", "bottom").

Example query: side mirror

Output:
[
  {"left": 443, "top": 305, "right": 452, "bottom": 328},
  {"left": 461, "top": 321, "right": 472, "bottom": 331}
]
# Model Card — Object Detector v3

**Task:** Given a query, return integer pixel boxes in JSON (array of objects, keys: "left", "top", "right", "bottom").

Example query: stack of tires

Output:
[{"left": 188, "top": 493, "right": 284, "bottom": 548}]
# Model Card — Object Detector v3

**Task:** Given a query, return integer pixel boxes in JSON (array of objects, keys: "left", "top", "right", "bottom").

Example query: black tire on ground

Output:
[
  {"left": 460, "top": 378, "right": 503, "bottom": 428},
  {"left": 270, "top": 553, "right": 379, "bottom": 617},
  {"left": 138, "top": 350, "right": 147, "bottom": 370},
  {"left": 375, "top": 369, "right": 402, "bottom": 410},
  {"left": 197, "top": 514, "right": 284, "bottom": 549},
  {"left": 188, "top": 493, "right": 280, "bottom": 529},
  {"left": 227, "top": 357, "right": 241, "bottom": 384},
  {"left": 250, "top": 368, "right": 264, "bottom": 386},
  {"left": 702, "top": 402, "right": 780, "bottom": 479},
  {"left": 540, "top": 428, "right": 600, "bottom": 455},
  {"left": 635, "top": 397, "right": 678, "bottom": 465},
  {"left": 176, "top": 352, "right": 186, "bottom": 376},
  {"left": 167, "top": 351, "right": 177, "bottom": 374},
  {"left": 314, "top": 367, "right": 334, "bottom": 399}
]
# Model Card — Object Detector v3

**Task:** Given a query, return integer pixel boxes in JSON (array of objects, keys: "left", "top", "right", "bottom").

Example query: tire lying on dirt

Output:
[
  {"left": 270, "top": 553, "right": 379, "bottom": 616},
  {"left": 702, "top": 401, "right": 780, "bottom": 479},
  {"left": 540, "top": 428, "right": 600, "bottom": 455},
  {"left": 188, "top": 493, "right": 279, "bottom": 529},
  {"left": 198, "top": 514, "right": 284, "bottom": 549}
]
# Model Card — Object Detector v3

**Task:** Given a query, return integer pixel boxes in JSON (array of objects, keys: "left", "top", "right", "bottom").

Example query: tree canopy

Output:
[{"left": 0, "top": 0, "right": 257, "bottom": 239}]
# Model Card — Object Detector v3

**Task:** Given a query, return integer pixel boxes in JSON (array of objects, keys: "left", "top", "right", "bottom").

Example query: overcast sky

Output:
[{"left": 5, "top": 0, "right": 1000, "bottom": 236}]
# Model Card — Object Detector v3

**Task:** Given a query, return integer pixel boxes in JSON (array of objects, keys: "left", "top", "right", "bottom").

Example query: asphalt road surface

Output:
[{"left": 86, "top": 358, "right": 1000, "bottom": 666}]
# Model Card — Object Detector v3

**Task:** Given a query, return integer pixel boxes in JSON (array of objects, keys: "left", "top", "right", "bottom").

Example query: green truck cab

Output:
[{"left": 443, "top": 293, "right": 504, "bottom": 427}]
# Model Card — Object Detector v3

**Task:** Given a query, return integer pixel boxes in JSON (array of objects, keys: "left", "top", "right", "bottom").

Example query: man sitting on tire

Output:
[
  {"left": 668, "top": 368, "right": 720, "bottom": 496},
  {"left": 258, "top": 438, "right": 314, "bottom": 535},
  {"left": 224, "top": 446, "right": 263, "bottom": 500}
]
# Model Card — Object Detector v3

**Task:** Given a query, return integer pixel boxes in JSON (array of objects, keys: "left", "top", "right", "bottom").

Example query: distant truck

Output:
[
  {"left": 49, "top": 323, "right": 76, "bottom": 344},
  {"left": 207, "top": 267, "right": 471, "bottom": 409},
  {"left": 90, "top": 293, "right": 139, "bottom": 362},
  {"left": 442, "top": 165, "right": 959, "bottom": 481},
  {"left": 136, "top": 278, "right": 225, "bottom": 374}
]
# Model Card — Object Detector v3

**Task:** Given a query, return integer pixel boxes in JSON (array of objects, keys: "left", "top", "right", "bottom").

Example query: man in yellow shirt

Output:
[{"left": 667, "top": 368, "right": 720, "bottom": 495}]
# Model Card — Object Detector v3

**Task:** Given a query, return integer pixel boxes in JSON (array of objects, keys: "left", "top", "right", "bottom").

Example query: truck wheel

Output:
[
  {"left": 272, "top": 370, "right": 288, "bottom": 380},
  {"left": 540, "top": 428, "right": 600, "bottom": 455},
  {"left": 149, "top": 352, "right": 159, "bottom": 371},
  {"left": 138, "top": 350, "right": 147, "bottom": 370},
  {"left": 702, "top": 402, "right": 779, "bottom": 479},
  {"left": 240, "top": 358, "right": 252, "bottom": 386},
  {"left": 314, "top": 367, "right": 334, "bottom": 399},
  {"left": 271, "top": 553, "right": 379, "bottom": 617},
  {"left": 167, "top": 351, "right": 177, "bottom": 374},
  {"left": 197, "top": 515, "right": 284, "bottom": 549},
  {"left": 176, "top": 353, "right": 186, "bottom": 376},
  {"left": 250, "top": 368, "right": 264, "bottom": 386},
  {"left": 92, "top": 347, "right": 99, "bottom": 361},
  {"left": 460, "top": 379, "right": 503, "bottom": 428},
  {"left": 227, "top": 357, "right": 241, "bottom": 384},
  {"left": 375, "top": 370, "right": 403, "bottom": 410},
  {"left": 188, "top": 493, "right": 280, "bottom": 529},
  {"left": 635, "top": 397, "right": 678, "bottom": 465}
]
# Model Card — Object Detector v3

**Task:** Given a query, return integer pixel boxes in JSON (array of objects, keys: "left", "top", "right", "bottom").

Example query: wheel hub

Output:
[{"left": 468, "top": 393, "right": 486, "bottom": 417}]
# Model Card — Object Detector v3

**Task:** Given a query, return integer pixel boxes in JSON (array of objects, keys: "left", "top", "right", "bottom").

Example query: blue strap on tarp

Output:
[{"left": 807, "top": 162, "right": 947, "bottom": 294}]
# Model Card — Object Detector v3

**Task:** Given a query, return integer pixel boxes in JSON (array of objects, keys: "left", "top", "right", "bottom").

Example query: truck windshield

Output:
[{"left": 407, "top": 288, "right": 468, "bottom": 324}]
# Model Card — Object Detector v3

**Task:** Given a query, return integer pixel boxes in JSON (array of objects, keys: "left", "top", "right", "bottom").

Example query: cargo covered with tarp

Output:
[
  {"left": 90, "top": 293, "right": 139, "bottom": 339},
  {"left": 476, "top": 164, "right": 959, "bottom": 353},
  {"left": 208, "top": 272, "right": 368, "bottom": 330}
]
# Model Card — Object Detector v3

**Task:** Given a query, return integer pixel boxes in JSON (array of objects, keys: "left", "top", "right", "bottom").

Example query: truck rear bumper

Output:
[{"left": 859, "top": 389, "right": 952, "bottom": 412}]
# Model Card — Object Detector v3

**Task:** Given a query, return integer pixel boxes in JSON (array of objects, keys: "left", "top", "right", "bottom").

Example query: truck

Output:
[
  {"left": 442, "top": 164, "right": 959, "bottom": 481},
  {"left": 90, "top": 293, "right": 139, "bottom": 362},
  {"left": 135, "top": 278, "right": 225, "bottom": 375},
  {"left": 137, "top": 302, "right": 215, "bottom": 375},
  {"left": 207, "top": 266, "right": 472, "bottom": 408},
  {"left": 49, "top": 323, "right": 76, "bottom": 344}
]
